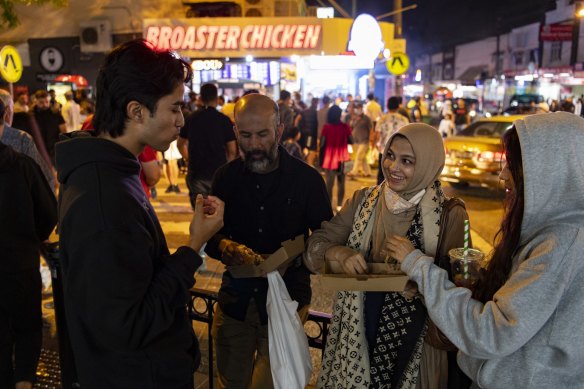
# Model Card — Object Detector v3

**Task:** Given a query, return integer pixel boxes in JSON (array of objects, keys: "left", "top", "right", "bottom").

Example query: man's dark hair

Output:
[
  {"left": 387, "top": 96, "right": 400, "bottom": 110},
  {"left": 243, "top": 89, "right": 259, "bottom": 96},
  {"left": 93, "top": 39, "right": 192, "bottom": 137},
  {"left": 283, "top": 126, "right": 300, "bottom": 140},
  {"left": 322, "top": 95, "right": 331, "bottom": 105},
  {"left": 280, "top": 90, "right": 291, "bottom": 101},
  {"left": 200, "top": 83, "right": 218, "bottom": 104},
  {"left": 367, "top": 93, "right": 375, "bottom": 101},
  {"left": 35, "top": 90, "right": 48, "bottom": 100}
]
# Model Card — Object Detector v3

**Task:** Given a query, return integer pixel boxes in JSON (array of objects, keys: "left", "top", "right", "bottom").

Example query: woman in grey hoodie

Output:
[{"left": 388, "top": 112, "right": 584, "bottom": 388}]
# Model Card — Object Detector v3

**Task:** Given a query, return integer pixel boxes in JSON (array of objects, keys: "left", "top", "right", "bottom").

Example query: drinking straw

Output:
[
  {"left": 463, "top": 219, "right": 470, "bottom": 275},
  {"left": 463, "top": 220, "right": 469, "bottom": 257}
]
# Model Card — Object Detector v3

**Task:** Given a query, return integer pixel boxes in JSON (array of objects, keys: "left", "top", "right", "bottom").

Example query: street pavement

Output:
[{"left": 37, "top": 167, "right": 495, "bottom": 389}]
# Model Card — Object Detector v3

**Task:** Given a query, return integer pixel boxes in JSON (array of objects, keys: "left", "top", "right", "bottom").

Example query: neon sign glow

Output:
[{"left": 146, "top": 25, "right": 322, "bottom": 51}]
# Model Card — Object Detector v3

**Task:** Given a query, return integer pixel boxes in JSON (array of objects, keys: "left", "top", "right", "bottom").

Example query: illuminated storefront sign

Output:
[
  {"left": 191, "top": 59, "right": 223, "bottom": 71},
  {"left": 347, "top": 14, "right": 384, "bottom": 64},
  {"left": 146, "top": 24, "right": 321, "bottom": 51},
  {"left": 144, "top": 17, "right": 403, "bottom": 61}
]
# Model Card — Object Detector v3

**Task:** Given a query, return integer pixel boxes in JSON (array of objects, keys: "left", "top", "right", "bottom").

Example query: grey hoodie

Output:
[{"left": 400, "top": 112, "right": 584, "bottom": 388}]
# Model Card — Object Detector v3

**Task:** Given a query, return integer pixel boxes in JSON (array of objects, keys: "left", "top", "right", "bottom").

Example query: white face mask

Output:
[{"left": 354, "top": 109, "right": 363, "bottom": 115}]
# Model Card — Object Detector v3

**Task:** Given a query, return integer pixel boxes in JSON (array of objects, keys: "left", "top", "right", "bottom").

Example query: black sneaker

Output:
[
  {"left": 173, "top": 185, "right": 181, "bottom": 193},
  {"left": 165, "top": 185, "right": 174, "bottom": 193}
]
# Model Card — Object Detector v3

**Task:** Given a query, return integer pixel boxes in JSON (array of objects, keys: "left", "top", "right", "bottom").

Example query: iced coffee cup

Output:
[{"left": 449, "top": 248, "right": 484, "bottom": 289}]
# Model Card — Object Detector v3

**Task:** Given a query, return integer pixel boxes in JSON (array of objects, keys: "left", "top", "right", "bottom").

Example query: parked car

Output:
[
  {"left": 509, "top": 94, "right": 545, "bottom": 107},
  {"left": 503, "top": 105, "right": 548, "bottom": 115},
  {"left": 441, "top": 115, "right": 524, "bottom": 190}
]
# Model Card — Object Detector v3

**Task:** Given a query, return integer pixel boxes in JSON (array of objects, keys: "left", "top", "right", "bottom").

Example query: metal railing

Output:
[{"left": 188, "top": 288, "right": 332, "bottom": 389}]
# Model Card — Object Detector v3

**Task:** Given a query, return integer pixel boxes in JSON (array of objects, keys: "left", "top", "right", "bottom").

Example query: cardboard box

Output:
[
  {"left": 321, "top": 259, "right": 410, "bottom": 291},
  {"left": 227, "top": 235, "right": 305, "bottom": 278}
]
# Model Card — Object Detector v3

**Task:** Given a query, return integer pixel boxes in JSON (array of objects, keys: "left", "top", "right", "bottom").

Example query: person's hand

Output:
[
  {"left": 188, "top": 195, "right": 224, "bottom": 252},
  {"left": 326, "top": 246, "right": 368, "bottom": 274},
  {"left": 402, "top": 280, "right": 419, "bottom": 300},
  {"left": 220, "top": 240, "right": 263, "bottom": 267},
  {"left": 387, "top": 235, "right": 416, "bottom": 264}
]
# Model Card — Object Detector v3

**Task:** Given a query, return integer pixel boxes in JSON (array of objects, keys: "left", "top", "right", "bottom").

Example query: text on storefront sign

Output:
[{"left": 146, "top": 24, "right": 322, "bottom": 51}]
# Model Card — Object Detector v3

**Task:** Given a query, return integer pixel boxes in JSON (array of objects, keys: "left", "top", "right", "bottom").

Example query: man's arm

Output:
[
  {"left": 141, "top": 160, "right": 161, "bottom": 187},
  {"left": 225, "top": 140, "right": 238, "bottom": 162},
  {"left": 177, "top": 136, "right": 189, "bottom": 161}
]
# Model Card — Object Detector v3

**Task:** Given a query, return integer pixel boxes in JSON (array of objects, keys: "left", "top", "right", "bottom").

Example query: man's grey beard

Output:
[{"left": 242, "top": 142, "right": 279, "bottom": 173}]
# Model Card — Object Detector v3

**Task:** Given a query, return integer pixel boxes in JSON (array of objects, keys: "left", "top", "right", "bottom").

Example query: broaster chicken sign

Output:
[{"left": 144, "top": 18, "right": 323, "bottom": 57}]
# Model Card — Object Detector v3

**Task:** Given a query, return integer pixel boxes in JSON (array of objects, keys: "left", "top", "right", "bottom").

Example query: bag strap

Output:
[{"left": 434, "top": 197, "right": 466, "bottom": 266}]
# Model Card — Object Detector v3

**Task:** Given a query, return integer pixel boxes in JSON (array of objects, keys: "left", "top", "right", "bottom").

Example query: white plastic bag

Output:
[{"left": 267, "top": 271, "right": 312, "bottom": 389}]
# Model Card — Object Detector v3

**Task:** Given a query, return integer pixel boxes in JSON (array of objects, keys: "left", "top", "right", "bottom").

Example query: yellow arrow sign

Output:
[
  {"left": 386, "top": 51, "right": 410, "bottom": 76},
  {"left": 0, "top": 45, "right": 22, "bottom": 83}
]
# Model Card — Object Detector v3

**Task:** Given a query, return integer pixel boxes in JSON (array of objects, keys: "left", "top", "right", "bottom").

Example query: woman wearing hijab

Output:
[
  {"left": 320, "top": 105, "right": 352, "bottom": 211},
  {"left": 306, "top": 123, "right": 469, "bottom": 388},
  {"left": 388, "top": 112, "right": 584, "bottom": 387}
]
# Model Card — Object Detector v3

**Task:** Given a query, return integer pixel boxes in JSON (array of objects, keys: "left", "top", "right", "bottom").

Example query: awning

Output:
[
  {"left": 458, "top": 65, "right": 488, "bottom": 85},
  {"left": 54, "top": 74, "right": 89, "bottom": 87}
]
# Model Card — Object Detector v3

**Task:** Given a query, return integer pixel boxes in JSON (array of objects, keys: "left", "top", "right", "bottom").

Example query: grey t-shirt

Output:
[{"left": 0, "top": 125, "right": 55, "bottom": 191}]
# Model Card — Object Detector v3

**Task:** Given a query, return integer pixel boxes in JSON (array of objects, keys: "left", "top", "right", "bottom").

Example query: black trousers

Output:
[{"left": 0, "top": 269, "right": 42, "bottom": 385}]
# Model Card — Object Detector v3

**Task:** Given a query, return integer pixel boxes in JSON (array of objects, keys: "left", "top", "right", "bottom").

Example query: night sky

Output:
[{"left": 307, "top": 0, "right": 556, "bottom": 55}]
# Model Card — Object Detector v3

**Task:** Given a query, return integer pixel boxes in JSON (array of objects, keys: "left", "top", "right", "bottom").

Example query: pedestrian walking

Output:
[
  {"left": 0, "top": 98, "right": 58, "bottom": 389},
  {"left": 320, "top": 105, "right": 353, "bottom": 211},
  {"left": 178, "top": 83, "right": 237, "bottom": 209},
  {"left": 346, "top": 100, "right": 372, "bottom": 178},
  {"left": 372, "top": 96, "right": 410, "bottom": 184}
]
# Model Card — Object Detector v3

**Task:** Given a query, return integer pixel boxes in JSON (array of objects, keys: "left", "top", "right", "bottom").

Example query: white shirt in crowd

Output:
[{"left": 63, "top": 99, "right": 81, "bottom": 133}]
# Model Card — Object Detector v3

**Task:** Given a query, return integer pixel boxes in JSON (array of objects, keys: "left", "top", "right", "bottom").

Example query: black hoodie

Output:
[
  {"left": 55, "top": 134, "right": 201, "bottom": 389},
  {"left": 0, "top": 142, "right": 57, "bottom": 273}
]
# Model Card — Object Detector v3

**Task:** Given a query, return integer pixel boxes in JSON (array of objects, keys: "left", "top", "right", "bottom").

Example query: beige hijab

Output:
[{"left": 371, "top": 123, "right": 446, "bottom": 261}]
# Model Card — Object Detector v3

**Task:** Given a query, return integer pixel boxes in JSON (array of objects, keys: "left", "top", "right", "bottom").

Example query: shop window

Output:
[
  {"left": 514, "top": 52, "right": 524, "bottom": 67},
  {"left": 550, "top": 41, "right": 562, "bottom": 63}
]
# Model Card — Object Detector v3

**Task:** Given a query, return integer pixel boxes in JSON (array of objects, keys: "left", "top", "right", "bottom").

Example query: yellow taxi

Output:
[{"left": 441, "top": 115, "right": 524, "bottom": 190}]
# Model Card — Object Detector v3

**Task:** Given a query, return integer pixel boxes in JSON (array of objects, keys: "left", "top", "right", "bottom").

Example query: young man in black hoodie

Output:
[
  {"left": 55, "top": 39, "right": 224, "bottom": 389},
  {"left": 0, "top": 100, "right": 58, "bottom": 389}
]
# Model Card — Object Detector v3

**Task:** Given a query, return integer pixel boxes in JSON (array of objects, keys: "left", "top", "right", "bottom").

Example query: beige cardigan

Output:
[{"left": 304, "top": 187, "right": 470, "bottom": 274}]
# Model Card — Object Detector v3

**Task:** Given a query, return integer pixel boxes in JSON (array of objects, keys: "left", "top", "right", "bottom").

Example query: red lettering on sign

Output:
[
  {"left": 226, "top": 26, "right": 240, "bottom": 49},
  {"left": 159, "top": 26, "right": 173, "bottom": 49},
  {"left": 304, "top": 25, "right": 321, "bottom": 48},
  {"left": 293, "top": 25, "right": 306, "bottom": 49},
  {"left": 146, "top": 27, "right": 160, "bottom": 46},
  {"left": 271, "top": 25, "right": 284, "bottom": 49},
  {"left": 206, "top": 26, "right": 219, "bottom": 49},
  {"left": 250, "top": 25, "right": 266, "bottom": 48},
  {"left": 170, "top": 26, "right": 185, "bottom": 50},
  {"left": 215, "top": 26, "right": 228, "bottom": 49},
  {"left": 146, "top": 24, "right": 322, "bottom": 51},
  {"left": 280, "top": 25, "right": 297, "bottom": 48},
  {"left": 241, "top": 25, "right": 253, "bottom": 49},
  {"left": 194, "top": 26, "right": 207, "bottom": 50},
  {"left": 263, "top": 25, "right": 274, "bottom": 49},
  {"left": 182, "top": 26, "right": 196, "bottom": 50}
]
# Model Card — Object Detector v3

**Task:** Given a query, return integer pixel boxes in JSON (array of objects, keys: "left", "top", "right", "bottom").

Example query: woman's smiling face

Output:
[{"left": 383, "top": 135, "right": 416, "bottom": 193}]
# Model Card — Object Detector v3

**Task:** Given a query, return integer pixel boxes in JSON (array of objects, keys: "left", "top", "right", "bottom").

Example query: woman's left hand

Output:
[{"left": 387, "top": 235, "right": 416, "bottom": 263}]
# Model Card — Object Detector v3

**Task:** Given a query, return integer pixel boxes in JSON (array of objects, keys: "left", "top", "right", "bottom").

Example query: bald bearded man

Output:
[{"left": 205, "top": 93, "right": 333, "bottom": 388}]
